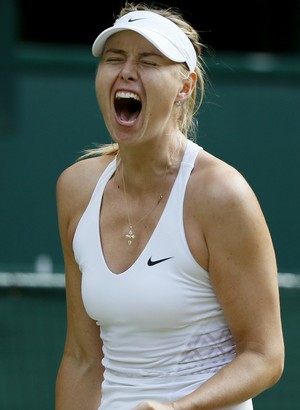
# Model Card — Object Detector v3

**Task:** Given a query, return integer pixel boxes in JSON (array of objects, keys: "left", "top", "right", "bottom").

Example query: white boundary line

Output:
[
  {"left": 0, "top": 272, "right": 299, "bottom": 289},
  {"left": 0, "top": 272, "right": 65, "bottom": 288},
  {"left": 278, "top": 273, "right": 300, "bottom": 289}
]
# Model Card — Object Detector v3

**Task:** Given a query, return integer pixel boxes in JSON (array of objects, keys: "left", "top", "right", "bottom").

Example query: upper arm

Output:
[
  {"left": 56, "top": 164, "right": 103, "bottom": 362},
  {"left": 201, "top": 166, "right": 283, "bottom": 357}
]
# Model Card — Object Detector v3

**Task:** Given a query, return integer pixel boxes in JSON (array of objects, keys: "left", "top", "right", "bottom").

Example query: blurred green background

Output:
[{"left": 0, "top": 0, "right": 299, "bottom": 409}]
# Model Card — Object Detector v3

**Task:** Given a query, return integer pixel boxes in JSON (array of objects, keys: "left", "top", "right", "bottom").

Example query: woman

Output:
[{"left": 55, "top": 2, "right": 284, "bottom": 409}]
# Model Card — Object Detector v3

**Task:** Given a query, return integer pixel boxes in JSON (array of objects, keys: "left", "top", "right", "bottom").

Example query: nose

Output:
[{"left": 119, "top": 59, "right": 137, "bottom": 82}]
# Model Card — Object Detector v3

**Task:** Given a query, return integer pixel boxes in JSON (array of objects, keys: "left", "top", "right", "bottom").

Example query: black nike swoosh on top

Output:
[
  {"left": 128, "top": 18, "right": 146, "bottom": 22},
  {"left": 147, "top": 256, "right": 174, "bottom": 266}
]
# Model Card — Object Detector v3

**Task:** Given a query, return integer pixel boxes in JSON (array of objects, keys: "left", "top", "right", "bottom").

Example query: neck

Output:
[{"left": 115, "top": 136, "right": 186, "bottom": 193}]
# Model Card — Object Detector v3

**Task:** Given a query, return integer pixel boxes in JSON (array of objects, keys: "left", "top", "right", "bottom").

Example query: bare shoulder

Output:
[
  {"left": 187, "top": 148, "right": 267, "bottom": 239},
  {"left": 56, "top": 154, "right": 114, "bottom": 219},
  {"left": 191, "top": 149, "right": 260, "bottom": 211},
  {"left": 185, "top": 151, "right": 269, "bottom": 271},
  {"left": 186, "top": 147, "right": 275, "bottom": 277}
]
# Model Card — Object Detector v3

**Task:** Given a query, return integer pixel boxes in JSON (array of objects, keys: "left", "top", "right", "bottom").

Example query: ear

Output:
[{"left": 176, "top": 71, "right": 197, "bottom": 103}]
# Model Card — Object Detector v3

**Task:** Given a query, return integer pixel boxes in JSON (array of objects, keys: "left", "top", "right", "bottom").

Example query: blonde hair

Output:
[{"left": 80, "top": 1, "right": 206, "bottom": 159}]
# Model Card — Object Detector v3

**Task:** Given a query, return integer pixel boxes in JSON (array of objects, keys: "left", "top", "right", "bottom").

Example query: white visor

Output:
[{"left": 92, "top": 10, "right": 197, "bottom": 71}]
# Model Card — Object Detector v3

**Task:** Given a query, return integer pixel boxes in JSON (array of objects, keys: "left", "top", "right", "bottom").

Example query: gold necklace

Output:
[
  {"left": 122, "top": 169, "right": 165, "bottom": 245},
  {"left": 118, "top": 139, "right": 183, "bottom": 245}
]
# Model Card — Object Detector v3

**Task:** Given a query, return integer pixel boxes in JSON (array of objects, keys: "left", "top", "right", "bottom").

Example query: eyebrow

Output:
[{"left": 104, "top": 48, "right": 164, "bottom": 60}]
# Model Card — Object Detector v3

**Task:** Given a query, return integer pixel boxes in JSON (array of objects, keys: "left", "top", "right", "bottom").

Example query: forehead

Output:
[{"left": 104, "top": 30, "right": 162, "bottom": 55}]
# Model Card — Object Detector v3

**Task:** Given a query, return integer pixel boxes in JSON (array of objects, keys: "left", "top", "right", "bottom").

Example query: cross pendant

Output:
[{"left": 125, "top": 226, "right": 135, "bottom": 245}]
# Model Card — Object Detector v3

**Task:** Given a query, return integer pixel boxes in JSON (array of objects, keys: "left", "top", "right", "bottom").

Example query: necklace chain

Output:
[
  {"left": 122, "top": 168, "right": 165, "bottom": 245},
  {"left": 118, "top": 140, "right": 183, "bottom": 246}
]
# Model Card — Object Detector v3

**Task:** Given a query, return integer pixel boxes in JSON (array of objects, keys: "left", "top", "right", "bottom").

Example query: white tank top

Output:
[{"left": 73, "top": 139, "right": 253, "bottom": 410}]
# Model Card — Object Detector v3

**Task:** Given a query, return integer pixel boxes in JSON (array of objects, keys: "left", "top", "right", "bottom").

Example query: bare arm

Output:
[
  {"left": 174, "top": 163, "right": 285, "bottom": 409},
  {"left": 55, "top": 163, "right": 104, "bottom": 410},
  {"left": 133, "top": 160, "right": 284, "bottom": 410}
]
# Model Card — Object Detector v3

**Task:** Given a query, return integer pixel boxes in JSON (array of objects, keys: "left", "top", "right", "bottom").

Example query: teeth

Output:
[{"left": 115, "top": 91, "right": 140, "bottom": 101}]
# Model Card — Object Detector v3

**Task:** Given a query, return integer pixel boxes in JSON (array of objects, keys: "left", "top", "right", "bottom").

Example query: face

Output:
[{"left": 95, "top": 30, "right": 191, "bottom": 146}]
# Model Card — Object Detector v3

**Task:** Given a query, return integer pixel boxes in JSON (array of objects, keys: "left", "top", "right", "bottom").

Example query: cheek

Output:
[
  {"left": 149, "top": 73, "right": 182, "bottom": 104},
  {"left": 148, "top": 82, "right": 178, "bottom": 114},
  {"left": 95, "top": 70, "right": 110, "bottom": 110}
]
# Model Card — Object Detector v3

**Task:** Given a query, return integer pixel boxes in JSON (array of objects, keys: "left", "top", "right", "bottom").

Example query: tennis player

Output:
[{"left": 55, "top": 2, "right": 284, "bottom": 409}]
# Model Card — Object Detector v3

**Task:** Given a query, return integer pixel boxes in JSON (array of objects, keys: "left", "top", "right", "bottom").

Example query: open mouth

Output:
[{"left": 114, "top": 91, "right": 142, "bottom": 124}]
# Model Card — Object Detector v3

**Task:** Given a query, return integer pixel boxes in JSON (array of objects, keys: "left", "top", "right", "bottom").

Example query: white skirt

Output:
[{"left": 98, "top": 371, "right": 253, "bottom": 410}]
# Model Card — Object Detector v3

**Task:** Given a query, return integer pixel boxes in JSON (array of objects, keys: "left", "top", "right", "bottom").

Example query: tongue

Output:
[{"left": 117, "top": 107, "right": 139, "bottom": 125}]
